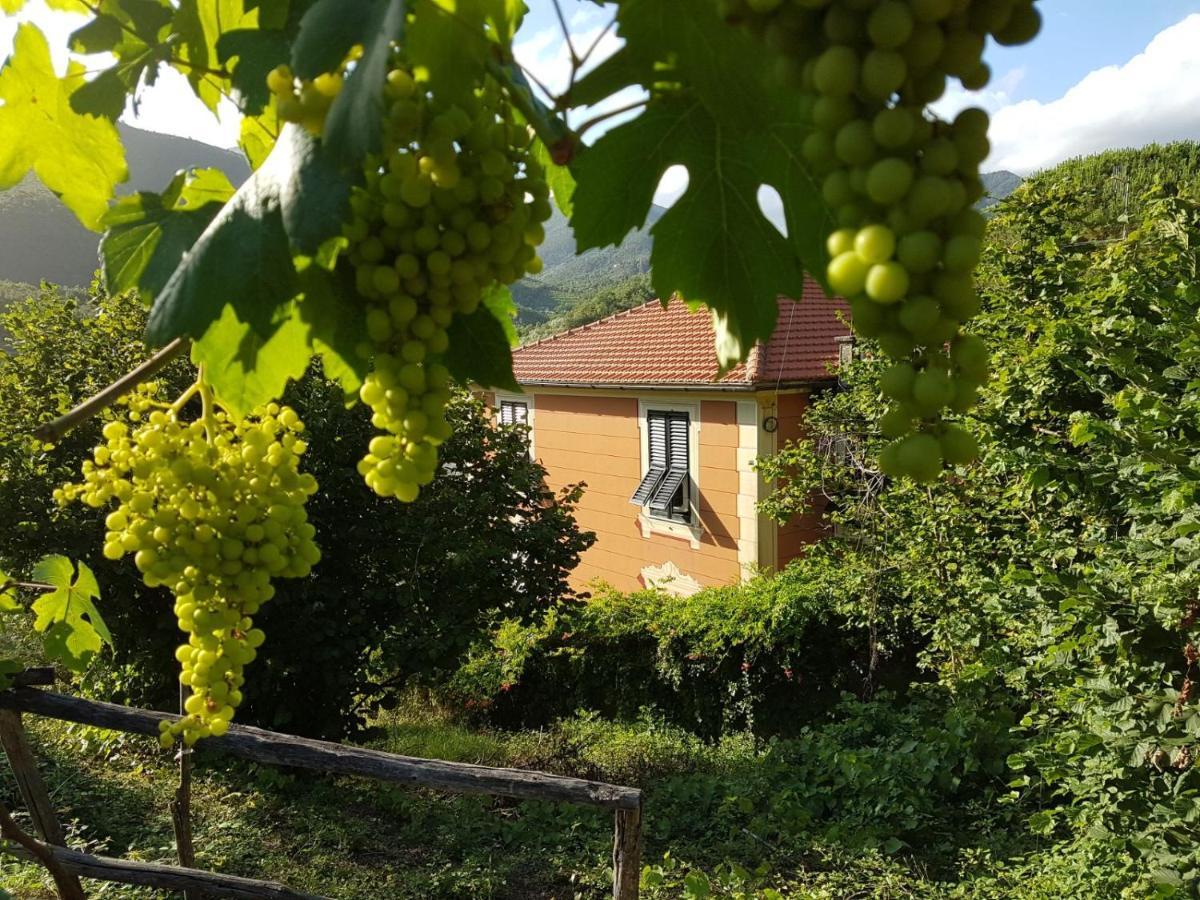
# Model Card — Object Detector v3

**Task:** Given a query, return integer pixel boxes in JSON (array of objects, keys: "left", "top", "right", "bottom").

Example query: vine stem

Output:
[
  {"left": 0, "top": 800, "right": 86, "bottom": 900},
  {"left": 33, "top": 339, "right": 189, "bottom": 444}
]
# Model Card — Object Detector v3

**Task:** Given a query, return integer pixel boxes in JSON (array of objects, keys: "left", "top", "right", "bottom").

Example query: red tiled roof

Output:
[{"left": 512, "top": 278, "right": 850, "bottom": 388}]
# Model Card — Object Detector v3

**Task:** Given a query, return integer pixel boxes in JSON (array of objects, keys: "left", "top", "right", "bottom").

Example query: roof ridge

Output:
[{"left": 516, "top": 297, "right": 664, "bottom": 351}]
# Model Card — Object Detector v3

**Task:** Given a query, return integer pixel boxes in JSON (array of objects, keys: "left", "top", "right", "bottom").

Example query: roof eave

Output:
[{"left": 511, "top": 378, "right": 833, "bottom": 392}]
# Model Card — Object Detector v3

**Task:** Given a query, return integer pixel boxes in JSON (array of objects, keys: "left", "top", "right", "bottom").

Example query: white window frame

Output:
[
  {"left": 636, "top": 398, "right": 702, "bottom": 548},
  {"left": 494, "top": 391, "right": 535, "bottom": 458}
]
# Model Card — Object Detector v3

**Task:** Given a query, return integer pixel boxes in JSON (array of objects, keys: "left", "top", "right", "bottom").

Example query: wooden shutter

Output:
[
  {"left": 499, "top": 401, "right": 527, "bottom": 426},
  {"left": 630, "top": 414, "right": 669, "bottom": 505},
  {"left": 649, "top": 413, "right": 689, "bottom": 510}
]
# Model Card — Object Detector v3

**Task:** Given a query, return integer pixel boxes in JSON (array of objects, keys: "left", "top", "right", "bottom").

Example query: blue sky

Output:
[{"left": 4, "top": 1, "right": 1200, "bottom": 185}]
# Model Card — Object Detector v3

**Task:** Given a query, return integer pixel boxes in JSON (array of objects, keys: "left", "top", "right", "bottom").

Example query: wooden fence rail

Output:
[{"left": 0, "top": 686, "right": 644, "bottom": 899}]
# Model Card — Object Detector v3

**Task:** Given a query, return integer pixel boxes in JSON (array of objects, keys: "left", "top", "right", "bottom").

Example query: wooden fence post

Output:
[
  {"left": 612, "top": 802, "right": 643, "bottom": 900},
  {"left": 0, "top": 709, "right": 86, "bottom": 899}
]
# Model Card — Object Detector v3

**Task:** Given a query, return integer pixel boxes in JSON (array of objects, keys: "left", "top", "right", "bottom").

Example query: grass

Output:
[{"left": 0, "top": 699, "right": 1141, "bottom": 899}]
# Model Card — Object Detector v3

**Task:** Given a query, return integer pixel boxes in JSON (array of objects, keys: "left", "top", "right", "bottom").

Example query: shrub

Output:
[{"left": 449, "top": 551, "right": 922, "bottom": 738}]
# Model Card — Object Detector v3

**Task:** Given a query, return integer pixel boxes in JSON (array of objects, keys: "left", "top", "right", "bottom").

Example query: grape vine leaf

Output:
[
  {"left": 443, "top": 284, "right": 519, "bottom": 390},
  {"left": 146, "top": 124, "right": 349, "bottom": 346},
  {"left": 0, "top": 23, "right": 129, "bottom": 230},
  {"left": 532, "top": 138, "right": 574, "bottom": 217},
  {"left": 0, "top": 571, "right": 18, "bottom": 614},
  {"left": 172, "top": 0, "right": 258, "bottom": 112},
  {"left": 322, "top": 0, "right": 406, "bottom": 168},
  {"left": 567, "top": 0, "right": 832, "bottom": 366},
  {"left": 67, "top": 1, "right": 175, "bottom": 120},
  {"left": 30, "top": 556, "right": 111, "bottom": 672},
  {"left": 290, "top": 0, "right": 374, "bottom": 79},
  {"left": 241, "top": 101, "right": 281, "bottom": 170},
  {"left": 101, "top": 167, "right": 237, "bottom": 300},
  {"left": 407, "top": 0, "right": 489, "bottom": 107},
  {"left": 217, "top": 27, "right": 290, "bottom": 116},
  {"left": 191, "top": 299, "right": 312, "bottom": 418},
  {"left": 295, "top": 262, "right": 370, "bottom": 396}
]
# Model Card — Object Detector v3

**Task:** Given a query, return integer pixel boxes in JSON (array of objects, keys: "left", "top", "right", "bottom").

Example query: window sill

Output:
[{"left": 638, "top": 510, "right": 702, "bottom": 549}]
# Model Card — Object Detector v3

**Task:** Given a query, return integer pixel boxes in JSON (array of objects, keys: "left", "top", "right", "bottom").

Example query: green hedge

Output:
[{"left": 449, "top": 552, "right": 924, "bottom": 738}]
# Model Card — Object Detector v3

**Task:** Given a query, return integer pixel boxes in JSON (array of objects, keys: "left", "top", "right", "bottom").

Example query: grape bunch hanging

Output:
[
  {"left": 728, "top": 0, "right": 1041, "bottom": 481},
  {"left": 57, "top": 382, "right": 320, "bottom": 745},
  {"left": 269, "top": 51, "right": 552, "bottom": 502}
]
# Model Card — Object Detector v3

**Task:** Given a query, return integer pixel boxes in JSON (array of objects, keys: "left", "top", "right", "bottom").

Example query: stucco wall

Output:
[{"left": 530, "top": 390, "right": 745, "bottom": 594}]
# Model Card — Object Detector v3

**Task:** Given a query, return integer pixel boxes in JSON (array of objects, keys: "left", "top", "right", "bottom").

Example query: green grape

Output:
[
  {"left": 866, "top": 1, "right": 914, "bottom": 49},
  {"left": 866, "top": 157, "right": 915, "bottom": 204},
  {"left": 813, "top": 45, "right": 859, "bottom": 96},
  {"left": 902, "top": 433, "right": 944, "bottom": 482},
  {"left": 835, "top": 119, "right": 878, "bottom": 166},
  {"left": 861, "top": 49, "right": 907, "bottom": 98},
  {"left": 872, "top": 107, "right": 915, "bottom": 149},
  {"left": 865, "top": 261, "right": 909, "bottom": 304},
  {"left": 827, "top": 227, "right": 857, "bottom": 257},
  {"left": 58, "top": 383, "right": 320, "bottom": 747},
  {"left": 854, "top": 223, "right": 896, "bottom": 264},
  {"left": 911, "top": 367, "right": 954, "bottom": 414},
  {"left": 879, "top": 405, "right": 916, "bottom": 438},
  {"left": 940, "top": 423, "right": 980, "bottom": 465},
  {"left": 828, "top": 250, "right": 870, "bottom": 296},
  {"left": 880, "top": 361, "right": 916, "bottom": 399}
]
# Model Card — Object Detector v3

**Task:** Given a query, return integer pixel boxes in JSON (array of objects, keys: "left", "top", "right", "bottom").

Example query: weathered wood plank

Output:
[
  {"left": 612, "top": 804, "right": 643, "bottom": 900},
  {"left": 0, "top": 689, "right": 643, "bottom": 810},
  {"left": 13, "top": 668, "right": 54, "bottom": 688},
  {"left": 0, "top": 709, "right": 87, "bottom": 899},
  {"left": 0, "top": 710, "right": 68, "bottom": 846},
  {"left": 4, "top": 843, "right": 330, "bottom": 899}
]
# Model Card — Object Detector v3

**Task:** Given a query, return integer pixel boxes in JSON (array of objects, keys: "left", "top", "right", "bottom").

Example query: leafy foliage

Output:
[
  {"left": 756, "top": 144, "right": 1200, "bottom": 892},
  {"left": 449, "top": 557, "right": 919, "bottom": 739},
  {"left": 0, "top": 23, "right": 128, "bottom": 230}
]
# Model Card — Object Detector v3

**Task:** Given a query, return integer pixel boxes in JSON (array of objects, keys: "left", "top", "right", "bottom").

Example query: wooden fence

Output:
[{"left": 0, "top": 680, "right": 644, "bottom": 899}]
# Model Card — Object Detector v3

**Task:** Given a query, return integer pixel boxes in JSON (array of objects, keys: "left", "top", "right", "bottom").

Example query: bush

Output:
[{"left": 449, "top": 552, "right": 922, "bottom": 739}]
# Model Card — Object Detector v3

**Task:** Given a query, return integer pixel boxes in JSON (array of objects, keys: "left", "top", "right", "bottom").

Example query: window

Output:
[
  {"left": 498, "top": 399, "right": 528, "bottom": 427},
  {"left": 630, "top": 411, "right": 691, "bottom": 523}
]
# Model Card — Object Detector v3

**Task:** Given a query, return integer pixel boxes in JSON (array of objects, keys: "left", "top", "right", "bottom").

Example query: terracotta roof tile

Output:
[{"left": 512, "top": 278, "right": 850, "bottom": 388}]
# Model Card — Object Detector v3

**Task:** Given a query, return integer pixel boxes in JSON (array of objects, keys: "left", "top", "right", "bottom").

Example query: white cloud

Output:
[
  {"left": 932, "top": 66, "right": 1026, "bottom": 120},
  {"left": 985, "top": 14, "right": 1200, "bottom": 174}
]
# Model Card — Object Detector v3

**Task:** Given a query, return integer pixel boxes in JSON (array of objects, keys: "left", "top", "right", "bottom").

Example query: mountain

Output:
[
  {"left": 0, "top": 124, "right": 248, "bottom": 288},
  {"left": 510, "top": 205, "right": 664, "bottom": 324},
  {"left": 979, "top": 170, "right": 1024, "bottom": 209}
]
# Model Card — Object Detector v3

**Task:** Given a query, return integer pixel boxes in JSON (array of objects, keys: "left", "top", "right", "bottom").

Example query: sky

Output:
[{"left": 3, "top": 0, "right": 1200, "bottom": 207}]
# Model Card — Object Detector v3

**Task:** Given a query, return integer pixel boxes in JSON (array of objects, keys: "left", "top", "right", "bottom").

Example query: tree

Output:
[{"left": 0, "top": 286, "right": 593, "bottom": 738}]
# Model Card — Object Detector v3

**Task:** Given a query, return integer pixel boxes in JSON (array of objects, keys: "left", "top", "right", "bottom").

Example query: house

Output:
[{"left": 497, "top": 280, "right": 851, "bottom": 597}]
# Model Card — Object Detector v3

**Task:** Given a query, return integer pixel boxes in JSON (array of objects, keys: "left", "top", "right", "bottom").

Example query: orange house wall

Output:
[
  {"left": 531, "top": 392, "right": 743, "bottom": 593},
  {"left": 773, "top": 391, "right": 829, "bottom": 565}
]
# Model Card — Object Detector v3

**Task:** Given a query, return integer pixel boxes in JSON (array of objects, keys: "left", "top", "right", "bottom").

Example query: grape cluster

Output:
[
  {"left": 728, "top": 0, "right": 1042, "bottom": 480},
  {"left": 340, "top": 59, "right": 551, "bottom": 501},
  {"left": 56, "top": 383, "right": 320, "bottom": 746}
]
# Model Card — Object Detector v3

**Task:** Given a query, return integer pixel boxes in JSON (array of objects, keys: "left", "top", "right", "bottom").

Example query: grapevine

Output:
[
  {"left": 269, "top": 50, "right": 552, "bottom": 502},
  {"left": 727, "top": 0, "right": 1042, "bottom": 481},
  {"left": 56, "top": 380, "right": 320, "bottom": 745}
]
